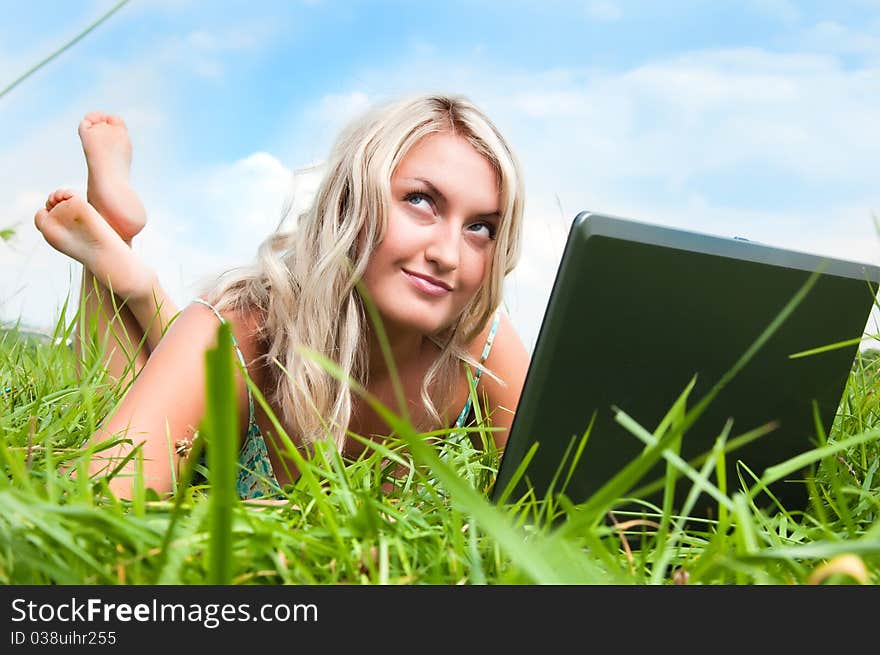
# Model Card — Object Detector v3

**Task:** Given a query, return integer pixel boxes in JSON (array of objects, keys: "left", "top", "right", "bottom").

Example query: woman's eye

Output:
[
  {"left": 404, "top": 192, "right": 431, "bottom": 210},
  {"left": 468, "top": 221, "right": 497, "bottom": 240}
]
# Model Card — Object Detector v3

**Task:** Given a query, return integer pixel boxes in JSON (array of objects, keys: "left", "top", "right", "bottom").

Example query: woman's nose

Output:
[{"left": 424, "top": 221, "right": 460, "bottom": 270}]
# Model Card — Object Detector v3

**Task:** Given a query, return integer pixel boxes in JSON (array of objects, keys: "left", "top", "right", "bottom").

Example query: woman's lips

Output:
[{"left": 402, "top": 269, "right": 452, "bottom": 296}]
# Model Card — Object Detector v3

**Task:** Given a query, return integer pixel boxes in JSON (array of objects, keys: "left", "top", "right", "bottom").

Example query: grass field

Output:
[{"left": 1, "top": 306, "right": 879, "bottom": 586}]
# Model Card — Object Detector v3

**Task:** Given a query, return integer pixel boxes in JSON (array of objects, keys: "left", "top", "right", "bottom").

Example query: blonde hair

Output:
[{"left": 204, "top": 93, "right": 525, "bottom": 451}]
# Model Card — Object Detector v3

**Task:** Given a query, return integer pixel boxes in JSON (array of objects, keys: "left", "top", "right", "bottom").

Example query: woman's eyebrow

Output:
[{"left": 404, "top": 177, "right": 446, "bottom": 204}]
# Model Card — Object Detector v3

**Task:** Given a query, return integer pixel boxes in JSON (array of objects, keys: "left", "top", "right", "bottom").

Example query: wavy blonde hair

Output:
[{"left": 204, "top": 93, "right": 525, "bottom": 451}]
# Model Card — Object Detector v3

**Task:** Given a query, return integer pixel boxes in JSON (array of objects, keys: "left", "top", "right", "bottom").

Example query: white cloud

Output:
[
  {"left": 163, "top": 22, "right": 278, "bottom": 79},
  {"left": 747, "top": 0, "right": 801, "bottom": 23},
  {"left": 505, "top": 47, "right": 880, "bottom": 195},
  {"left": 185, "top": 28, "right": 265, "bottom": 52},
  {"left": 132, "top": 151, "right": 303, "bottom": 308},
  {"left": 803, "top": 20, "right": 880, "bottom": 59},
  {"left": 585, "top": 1, "right": 622, "bottom": 22},
  {"left": 309, "top": 91, "right": 374, "bottom": 128},
  {"left": 1, "top": 213, "right": 81, "bottom": 334}
]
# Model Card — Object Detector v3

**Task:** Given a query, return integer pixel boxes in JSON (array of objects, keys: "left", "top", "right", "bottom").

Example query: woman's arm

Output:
[{"left": 84, "top": 301, "right": 254, "bottom": 499}]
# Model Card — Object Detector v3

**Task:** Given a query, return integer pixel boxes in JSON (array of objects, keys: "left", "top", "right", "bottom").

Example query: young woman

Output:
[{"left": 34, "top": 94, "right": 530, "bottom": 500}]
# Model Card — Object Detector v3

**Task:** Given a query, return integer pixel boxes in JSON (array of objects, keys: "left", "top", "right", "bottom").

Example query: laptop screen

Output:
[{"left": 493, "top": 211, "right": 880, "bottom": 516}]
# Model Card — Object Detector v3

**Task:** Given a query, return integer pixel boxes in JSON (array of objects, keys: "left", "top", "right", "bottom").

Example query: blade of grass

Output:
[
  {"left": 202, "top": 322, "right": 239, "bottom": 585},
  {"left": 0, "top": 0, "right": 132, "bottom": 100},
  {"left": 761, "top": 427, "right": 880, "bottom": 487}
]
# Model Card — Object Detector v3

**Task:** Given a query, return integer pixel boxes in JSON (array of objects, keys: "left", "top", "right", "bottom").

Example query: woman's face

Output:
[{"left": 361, "top": 131, "right": 500, "bottom": 339}]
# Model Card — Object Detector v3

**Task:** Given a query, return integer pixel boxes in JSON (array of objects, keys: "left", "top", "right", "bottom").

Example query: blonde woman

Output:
[{"left": 34, "top": 94, "right": 530, "bottom": 500}]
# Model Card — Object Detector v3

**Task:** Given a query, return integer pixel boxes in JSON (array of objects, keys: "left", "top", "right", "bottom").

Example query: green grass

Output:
[{"left": 1, "top": 298, "right": 879, "bottom": 586}]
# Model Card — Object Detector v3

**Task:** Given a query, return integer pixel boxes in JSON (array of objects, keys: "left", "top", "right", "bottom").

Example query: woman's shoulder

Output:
[
  {"left": 464, "top": 311, "right": 530, "bottom": 400},
  {"left": 466, "top": 309, "right": 527, "bottom": 370},
  {"left": 464, "top": 309, "right": 530, "bottom": 446},
  {"left": 189, "top": 296, "right": 267, "bottom": 367}
]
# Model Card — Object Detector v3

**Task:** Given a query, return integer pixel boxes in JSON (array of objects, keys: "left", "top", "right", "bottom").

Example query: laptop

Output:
[{"left": 492, "top": 210, "right": 880, "bottom": 517}]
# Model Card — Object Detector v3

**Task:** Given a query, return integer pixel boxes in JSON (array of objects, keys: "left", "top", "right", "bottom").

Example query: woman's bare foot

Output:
[
  {"left": 34, "top": 190, "right": 154, "bottom": 300},
  {"left": 78, "top": 112, "right": 147, "bottom": 243}
]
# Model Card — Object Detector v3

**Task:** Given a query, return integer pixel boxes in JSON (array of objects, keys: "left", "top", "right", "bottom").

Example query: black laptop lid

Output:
[{"left": 493, "top": 211, "right": 880, "bottom": 515}]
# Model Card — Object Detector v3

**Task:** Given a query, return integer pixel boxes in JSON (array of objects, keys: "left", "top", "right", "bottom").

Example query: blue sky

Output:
[{"left": 2, "top": 0, "right": 879, "bottom": 351}]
